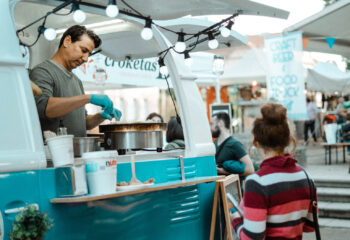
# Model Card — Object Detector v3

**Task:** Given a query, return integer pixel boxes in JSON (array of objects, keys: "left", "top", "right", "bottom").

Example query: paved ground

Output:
[
  {"left": 303, "top": 227, "right": 350, "bottom": 240},
  {"left": 303, "top": 141, "right": 350, "bottom": 179}
]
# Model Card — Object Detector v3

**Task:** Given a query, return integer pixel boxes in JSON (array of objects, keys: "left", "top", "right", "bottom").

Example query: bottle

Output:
[{"left": 56, "top": 120, "right": 67, "bottom": 136}]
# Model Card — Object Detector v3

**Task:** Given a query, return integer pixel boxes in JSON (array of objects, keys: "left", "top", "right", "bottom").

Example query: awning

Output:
[
  {"left": 82, "top": 0, "right": 289, "bottom": 20},
  {"left": 284, "top": 0, "right": 350, "bottom": 58},
  {"left": 306, "top": 62, "right": 350, "bottom": 94}
]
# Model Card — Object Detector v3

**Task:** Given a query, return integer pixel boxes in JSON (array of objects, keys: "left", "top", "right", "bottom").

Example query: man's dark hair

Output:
[
  {"left": 212, "top": 112, "right": 230, "bottom": 129},
  {"left": 59, "top": 25, "right": 101, "bottom": 48},
  {"left": 146, "top": 112, "right": 164, "bottom": 122},
  {"left": 166, "top": 117, "right": 184, "bottom": 143}
]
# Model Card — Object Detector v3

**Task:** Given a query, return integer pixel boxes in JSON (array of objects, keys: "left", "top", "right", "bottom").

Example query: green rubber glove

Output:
[
  {"left": 100, "top": 108, "right": 122, "bottom": 121},
  {"left": 90, "top": 94, "right": 113, "bottom": 113}
]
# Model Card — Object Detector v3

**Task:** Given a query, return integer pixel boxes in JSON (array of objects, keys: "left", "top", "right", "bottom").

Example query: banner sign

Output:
[
  {"left": 264, "top": 32, "right": 307, "bottom": 120},
  {"left": 73, "top": 53, "right": 169, "bottom": 88}
]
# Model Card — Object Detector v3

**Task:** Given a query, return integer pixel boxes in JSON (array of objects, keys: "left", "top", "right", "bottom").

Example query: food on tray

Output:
[
  {"left": 143, "top": 178, "right": 155, "bottom": 184},
  {"left": 116, "top": 178, "right": 155, "bottom": 187},
  {"left": 117, "top": 181, "right": 128, "bottom": 186}
]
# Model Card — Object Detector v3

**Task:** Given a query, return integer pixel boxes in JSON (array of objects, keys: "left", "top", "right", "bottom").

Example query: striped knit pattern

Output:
[{"left": 232, "top": 154, "right": 317, "bottom": 240}]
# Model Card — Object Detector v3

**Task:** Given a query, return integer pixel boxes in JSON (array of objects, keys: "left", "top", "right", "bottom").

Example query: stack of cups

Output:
[{"left": 46, "top": 135, "right": 75, "bottom": 167}]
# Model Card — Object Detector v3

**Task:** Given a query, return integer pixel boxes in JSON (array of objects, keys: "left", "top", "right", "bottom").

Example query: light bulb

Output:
[
  {"left": 208, "top": 39, "right": 219, "bottom": 49},
  {"left": 106, "top": 3, "right": 119, "bottom": 17},
  {"left": 184, "top": 57, "right": 193, "bottom": 67},
  {"left": 44, "top": 28, "right": 56, "bottom": 41},
  {"left": 175, "top": 41, "right": 186, "bottom": 52},
  {"left": 220, "top": 26, "right": 231, "bottom": 38},
  {"left": 73, "top": 9, "right": 86, "bottom": 23},
  {"left": 141, "top": 27, "right": 153, "bottom": 40},
  {"left": 160, "top": 65, "right": 169, "bottom": 76}
]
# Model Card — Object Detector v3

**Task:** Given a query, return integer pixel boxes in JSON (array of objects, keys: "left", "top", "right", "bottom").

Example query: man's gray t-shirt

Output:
[{"left": 30, "top": 60, "right": 87, "bottom": 137}]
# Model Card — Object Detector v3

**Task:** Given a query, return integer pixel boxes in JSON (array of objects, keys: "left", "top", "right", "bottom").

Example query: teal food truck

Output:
[{"left": 0, "top": 1, "right": 288, "bottom": 239}]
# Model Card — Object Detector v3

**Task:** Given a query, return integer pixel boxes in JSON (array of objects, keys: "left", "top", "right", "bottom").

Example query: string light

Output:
[
  {"left": 220, "top": 21, "right": 233, "bottom": 38},
  {"left": 106, "top": 0, "right": 119, "bottom": 18},
  {"left": 158, "top": 58, "right": 169, "bottom": 76},
  {"left": 184, "top": 51, "right": 193, "bottom": 67},
  {"left": 38, "top": 26, "right": 56, "bottom": 41},
  {"left": 141, "top": 19, "right": 153, "bottom": 40},
  {"left": 17, "top": 0, "right": 239, "bottom": 62},
  {"left": 174, "top": 32, "right": 186, "bottom": 53},
  {"left": 73, "top": 2, "right": 86, "bottom": 24},
  {"left": 208, "top": 32, "right": 219, "bottom": 49}
]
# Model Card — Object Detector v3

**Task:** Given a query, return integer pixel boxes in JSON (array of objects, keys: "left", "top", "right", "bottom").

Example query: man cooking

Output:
[{"left": 30, "top": 25, "right": 121, "bottom": 137}]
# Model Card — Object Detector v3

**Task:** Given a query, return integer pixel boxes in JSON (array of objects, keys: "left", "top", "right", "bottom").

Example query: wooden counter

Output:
[{"left": 51, "top": 176, "right": 224, "bottom": 204}]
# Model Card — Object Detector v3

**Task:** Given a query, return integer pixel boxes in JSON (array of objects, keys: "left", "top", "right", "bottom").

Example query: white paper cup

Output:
[
  {"left": 82, "top": 151, "right": 117, "bottom": 195},
  {"left": 46, "top": 135, "right": 74, "bottom": 167}
]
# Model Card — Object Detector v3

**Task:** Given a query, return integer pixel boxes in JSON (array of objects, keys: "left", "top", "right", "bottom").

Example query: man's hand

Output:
[
  {"left": 217, "top": 166, "right": 230, "bottom": 175},
  {"left": 89, "top": 94, "right": 114, "bottom": 113},
  {"left": 101, "top": 108, "right": 122, "bottom": 121}
]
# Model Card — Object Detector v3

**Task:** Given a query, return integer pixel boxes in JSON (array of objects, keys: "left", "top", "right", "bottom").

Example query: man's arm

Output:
[
  {"left": 45, "top": 95, "right": 91, "bottom": 118},
  {"left": 86, "top": 113, "right": 106, "bottom": 130},
  {"left": 239, "top": 155, "right": 255, "bottom": 176}
]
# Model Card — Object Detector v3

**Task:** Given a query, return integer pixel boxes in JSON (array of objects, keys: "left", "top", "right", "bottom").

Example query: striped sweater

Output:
[{"left": 232, "top": 154, "right": 317, "bottom": 240}]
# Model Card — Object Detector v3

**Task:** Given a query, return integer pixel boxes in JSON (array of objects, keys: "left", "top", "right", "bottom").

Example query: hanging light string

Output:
[
  {"left": 17, "top": 0, "right": 238, "bottom": 51},
  {"left": 16, "top": 0, "right": 75, "bottom": 34},
  {"left": 19, "top": 16, "right": 48, "bottom": 48}
]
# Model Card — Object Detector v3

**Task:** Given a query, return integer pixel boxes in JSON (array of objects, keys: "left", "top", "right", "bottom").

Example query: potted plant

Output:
[{"left": 9, "top": 204, "right": 53, "bottom": 240}]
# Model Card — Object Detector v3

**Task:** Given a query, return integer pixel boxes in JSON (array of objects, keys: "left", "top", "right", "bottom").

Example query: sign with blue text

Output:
[
  {"left": 264, "top": 32, "right": 307, "bottom": 120},
  {"left": 73, "top": 53, "right": 169, "bottom": 88}
]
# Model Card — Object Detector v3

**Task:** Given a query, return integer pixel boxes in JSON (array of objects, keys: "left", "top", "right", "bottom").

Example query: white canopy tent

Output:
[
  {"left": 284, "top": 0, "right": 350, "bottom": 58},
  {"left": 306, "top": 62, "right": 350, "bottom": 94},
  {"left": 219, "top": 48, "right": 268, "bottom": 86}
]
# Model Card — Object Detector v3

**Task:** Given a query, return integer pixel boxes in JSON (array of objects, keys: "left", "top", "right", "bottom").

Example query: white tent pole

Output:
[{"left": 215, "top": 76, "right": 221, "bottom": 103}]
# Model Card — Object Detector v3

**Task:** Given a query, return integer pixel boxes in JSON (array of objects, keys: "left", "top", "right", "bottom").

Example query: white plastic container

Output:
[
  {"left": 72, "top": 158, "right": 88, "bottom": 196},
  {"left": 46, "top": 135, "right": 74, "bottom": 167},
  {"left": 82, "top": 151, "right": 118, "bottom": 195},
  {"left": 324, "top": 123, "right": 338, "bottom": 144}
]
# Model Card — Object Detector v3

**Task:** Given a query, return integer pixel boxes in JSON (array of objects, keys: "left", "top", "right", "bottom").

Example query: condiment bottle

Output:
[{"left": 57, "top": 120, "right": 67, "bottom": 136}]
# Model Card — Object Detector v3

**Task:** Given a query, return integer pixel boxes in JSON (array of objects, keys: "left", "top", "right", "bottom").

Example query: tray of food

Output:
[{"left": 116, "top": 178, "right": 155, "bottom": 191}]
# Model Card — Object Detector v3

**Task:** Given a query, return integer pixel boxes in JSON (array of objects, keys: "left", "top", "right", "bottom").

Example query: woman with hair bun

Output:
[{"left": 231, "top": 103, "right": 318, "bottom": 240}]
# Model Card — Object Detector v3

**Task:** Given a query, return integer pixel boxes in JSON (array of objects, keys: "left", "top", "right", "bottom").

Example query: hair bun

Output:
[{"left": 260, "top": 103, "right": 287, "bottom": 124}]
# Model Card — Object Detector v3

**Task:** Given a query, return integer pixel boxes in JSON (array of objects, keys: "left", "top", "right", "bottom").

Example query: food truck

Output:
[{"left": 0, "top": 1, "right": 288, "bottom": 239}]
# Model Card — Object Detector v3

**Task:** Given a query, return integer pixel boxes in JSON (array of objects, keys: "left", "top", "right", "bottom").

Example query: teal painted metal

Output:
[{"left": 0, "top": 156, "right": 217, "bottom": 240}]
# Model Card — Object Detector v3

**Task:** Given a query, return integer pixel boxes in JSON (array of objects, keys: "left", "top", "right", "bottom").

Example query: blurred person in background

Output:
[
  {"left": 164, "top": 117, "right": 184, "bottom": 150},
  {"left": 146, "top": 112, "right": 164, "bottom": 123},
  {"left": 210, "top": 112, "right": 254, "bottom": 176},
  {"left": 304, "top": 97, "right": 318, "bottom": 144}
]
